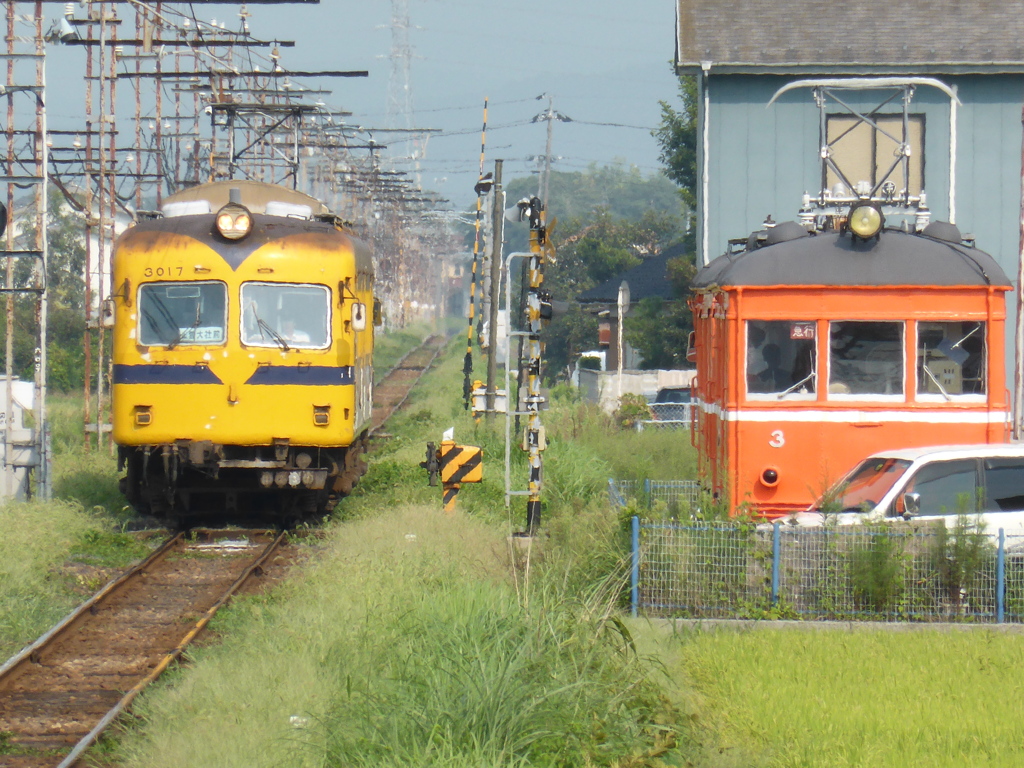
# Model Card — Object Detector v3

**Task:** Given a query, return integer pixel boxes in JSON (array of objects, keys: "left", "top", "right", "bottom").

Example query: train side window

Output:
[
  {"left": 917, "top": 321, "right": 985, "bottom": 398},
  {"left": 240, "top": 282, "right": 331, "bottom": 349},
  {"left": 746, "top": 320, "right": 816, "bottom": 398},
  {"left": 138, "top": 281, "right": 227, "bottom": 347},
  {"left": 828, "top": 321, "right": 903, "bottom": 397}
]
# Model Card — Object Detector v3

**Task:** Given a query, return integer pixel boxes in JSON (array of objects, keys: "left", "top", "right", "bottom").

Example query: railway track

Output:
[
  {"left": 0, "top": 332, "right": 448, "bottom": 767},
  {"left": 369, "top": 333, "right": 448, "bottom": 434},
  {"left": 0, "top": 529, "right": 290, "bottom": 768}
]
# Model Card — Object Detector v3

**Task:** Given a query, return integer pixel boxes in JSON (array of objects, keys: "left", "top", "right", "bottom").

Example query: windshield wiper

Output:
[
  {"left": 145, "top": 292, "right": 180, "bottom": 345},
  {"left": 167, "top": 303, "right": 202, "bottom": 351},
  {"left": 255, "top": 314, "right": 290, "bottom": 351},
  {"left": 777, "top": 371, "right": 816, "bottom": 399},
  {"left": 921, "top": 364, "right": 952, "bottom": 402}
]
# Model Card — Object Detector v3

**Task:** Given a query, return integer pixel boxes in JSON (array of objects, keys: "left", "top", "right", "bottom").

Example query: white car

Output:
[{"left": 784, "top": 444, "right": 1024, "bottom": 536}]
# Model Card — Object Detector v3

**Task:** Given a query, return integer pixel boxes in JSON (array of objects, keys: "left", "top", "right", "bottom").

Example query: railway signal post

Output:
[{"left": 503, "top": 197, "right": 554, "bottom": 535}]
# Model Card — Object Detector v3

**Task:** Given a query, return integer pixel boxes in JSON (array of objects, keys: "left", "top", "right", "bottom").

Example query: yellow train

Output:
[{"left": 111, "top": 180, "right": 376, "bottom": 525}]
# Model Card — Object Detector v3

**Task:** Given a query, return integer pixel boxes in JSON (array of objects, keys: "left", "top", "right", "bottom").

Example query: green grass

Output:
[
  {"left": 0, "top": 500, "right": 153, "bottom": 660},
  {"left": 39, "top": 335, "right": 1022, "bottom": 768},
  {"left": 112, "top": 507, "right": 678, "bottom": 768},
  {"left": 633, "top": 624, "right": 1024, "bottom": 767}
]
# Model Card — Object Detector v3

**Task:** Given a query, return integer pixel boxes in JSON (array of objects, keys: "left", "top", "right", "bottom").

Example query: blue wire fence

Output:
[
  {"left": 628, "top": 516, "right": 1024, "bottom": 623},
  {"left": 608, "top": 479, "right": 702, "bottom": 511}
]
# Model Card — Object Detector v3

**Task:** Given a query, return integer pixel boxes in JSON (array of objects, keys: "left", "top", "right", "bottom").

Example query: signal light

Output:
[{"left": 215, "top": 203, "right": 253, "bottom": 240}]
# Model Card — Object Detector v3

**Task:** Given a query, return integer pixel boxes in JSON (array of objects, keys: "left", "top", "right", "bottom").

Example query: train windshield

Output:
[
  {"left": 917, "top": 321, "right": 986, "bottom": 397},
  {"left": 822, "top": 457, "right": 913, "bottom": 513},
  {"left": 138, "top": 281, "right": 227, "bottom": 347},
  {"left": 829, "top": 321, "right": 904, "bottom": 396},
  {"left": 240, "top": 282, "right": 330, "bottom": 349},
  {"left": 746, "top": 320, "right": 816, "bottom": 398}
]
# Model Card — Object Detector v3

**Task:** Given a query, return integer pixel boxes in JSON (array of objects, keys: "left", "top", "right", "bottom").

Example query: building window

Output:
[
  {"left": 829, "top": 321, "right": 903, "bottom": 396},
  {"left": 746, "top": 320, "right": 816, "bottom": 398},
  {"left": 917, "top": 321, "right": 986, "bottom": 398},
  {"left": 826, "top": 114, "right": 924, "bottom": 197}
]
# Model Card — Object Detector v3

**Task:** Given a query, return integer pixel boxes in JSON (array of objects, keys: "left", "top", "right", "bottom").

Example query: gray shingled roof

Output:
[
  {"left": 577, "top": 243, "right": 687, "bottom": 304},
  {"left": 693, "top": 227, "right": 1012, "bottom": 288},
  {"left": 677, "top": 0, "right": 1024, "bottom": 73}
]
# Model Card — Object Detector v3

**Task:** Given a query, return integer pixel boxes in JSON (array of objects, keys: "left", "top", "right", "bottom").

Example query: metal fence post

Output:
[
  {"left": 997, "top": 528, "right": 1005, "bottom": 624},
  {"left": 631, "top": 516, "right": 640, "bottom": 618},
  {"left": 771, "top": 522, "right": 781, "bottom": 606}
]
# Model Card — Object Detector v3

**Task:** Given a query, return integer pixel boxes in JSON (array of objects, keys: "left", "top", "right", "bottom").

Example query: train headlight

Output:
[
  {"left": 848, "top": 203, "right": 883, "bottom": 239},
  {"left": 215, "top": 203, "right": 253, "bottom": 240}
]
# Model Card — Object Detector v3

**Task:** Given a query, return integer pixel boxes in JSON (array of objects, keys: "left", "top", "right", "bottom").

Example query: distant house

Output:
[
  {"left": 577, "top": 243, "right": 686, "bottom": 370},
  {"left": 676, "top": 0, "right": 1024, "bottom": 377}
]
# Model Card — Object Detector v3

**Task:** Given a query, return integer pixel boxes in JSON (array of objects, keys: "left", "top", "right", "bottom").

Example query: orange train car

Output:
[{"left": 689, "top": 214, "right": 1012, "bottom": 517}]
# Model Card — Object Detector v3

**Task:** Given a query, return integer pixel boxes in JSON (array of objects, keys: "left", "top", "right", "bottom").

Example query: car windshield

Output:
[
  {"left": 820, "top": 457, "right": 913, "bottom": 513},
  {"left": 656, "top": 388, "right": 690, "bottom": 403},
  {"left": 138, "top": 281, "right": 227, "bottom": 347}
]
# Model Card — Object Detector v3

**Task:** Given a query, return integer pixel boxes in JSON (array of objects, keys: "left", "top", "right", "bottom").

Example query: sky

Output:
[
  {"left": 40, "top": 0, "right": 679, "bottom": 212},
  {"left": 255, "top": 0, "right": 682, "bottom": 209}
]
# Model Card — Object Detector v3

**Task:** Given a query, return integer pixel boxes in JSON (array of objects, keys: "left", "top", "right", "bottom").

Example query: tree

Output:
[
  {"left": 653, "top": 75, "right": 698, "bottom": 211},
  {"left": 2, "top": 189, "right": 88, "bottom": 390},
  {"left": 502, "top": 162, "right": 683, "bottom": 255},
  {"left": 603, "top": 72, "right": 702, "bottom": 370},
  {"left": 540, "top": 208, "right": 684, "bottom": 381}
]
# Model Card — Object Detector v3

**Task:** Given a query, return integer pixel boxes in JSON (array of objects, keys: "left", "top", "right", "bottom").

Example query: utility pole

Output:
[
  {"left": 532, "top": 94, "right": 571, "bottom": 208},
  {"left": 486, "top": 160, "right": 504, "bottom": 418}
]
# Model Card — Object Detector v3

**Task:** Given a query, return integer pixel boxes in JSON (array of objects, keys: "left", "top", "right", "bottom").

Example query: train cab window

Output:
[
  {"left": 746, "top": 320, "right": 816, "bottom": 399},
  {"left": 240, "top": 282, "right": 330, "bottom": 349},
  {"left": 917, "top": 321, "right": 986, "bottom": 399},
  {"left": 829, "top": 321, "right": 903, "bottom": 397},
  {"left": 138, "top": 281, "right": 227, "bottom": 347}
]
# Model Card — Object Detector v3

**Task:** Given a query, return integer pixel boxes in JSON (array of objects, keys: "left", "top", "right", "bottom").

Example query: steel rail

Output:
[
  {"left": 370, "top": 335, "right": 446, "bottom": 435},
  {"left": 0, "top": 533, "right": 184, "bottom": 683},
  {"left": 55, "top": 530, "right": 287, "bottom": 768}
]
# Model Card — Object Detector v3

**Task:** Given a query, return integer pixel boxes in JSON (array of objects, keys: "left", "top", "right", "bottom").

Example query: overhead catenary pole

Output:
[
  {"left": 462, "top": 98, "right": 488, "bottom": 408},
  {"left": 486, "top": 159, "right": 504, "bottom": 418},
  {"left": 1, "top": 2, "right": 49, "bottom": 499}
]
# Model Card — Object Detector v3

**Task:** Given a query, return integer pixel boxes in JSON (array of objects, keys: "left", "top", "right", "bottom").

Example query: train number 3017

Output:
[{"left": 143, "top": 267, "right": 183, "bottom": 277}]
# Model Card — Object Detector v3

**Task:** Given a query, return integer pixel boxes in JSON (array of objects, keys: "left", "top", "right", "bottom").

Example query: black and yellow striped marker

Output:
[{"left": 437, "top": 439, "right": 482, "bottom": 513}]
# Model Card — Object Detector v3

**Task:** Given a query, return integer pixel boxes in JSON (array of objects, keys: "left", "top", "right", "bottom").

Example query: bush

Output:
[{"left": 614, "top": 393, "right": 652, "bottom": 429}]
